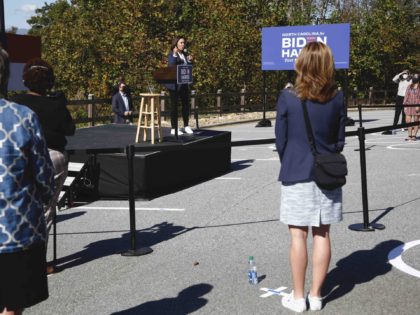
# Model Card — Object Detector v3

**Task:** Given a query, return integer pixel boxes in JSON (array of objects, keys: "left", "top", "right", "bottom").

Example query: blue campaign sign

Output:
[
  {"left": 177, "top": 65, "right": 193, "bottom": 84},
  {"left": 262, "top": 24, "right": 350, "bottom": 70}
]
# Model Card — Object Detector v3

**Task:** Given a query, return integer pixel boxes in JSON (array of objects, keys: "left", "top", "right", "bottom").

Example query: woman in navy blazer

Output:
[
  {"left": 166, "top": 36, "right": 194, "bottom": 135},
  {"left": 275, "top": 42, "right": 346, "bottom": 312}
]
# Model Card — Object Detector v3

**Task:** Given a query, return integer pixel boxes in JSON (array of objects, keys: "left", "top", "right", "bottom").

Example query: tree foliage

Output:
[{"left": 26, "top": 0, "right": 419, "bottom": 98}]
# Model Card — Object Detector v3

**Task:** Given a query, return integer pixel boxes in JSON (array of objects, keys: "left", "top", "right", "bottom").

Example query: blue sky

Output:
[{"left": 5, "top": 0, "right": 57, "bottom": 30}]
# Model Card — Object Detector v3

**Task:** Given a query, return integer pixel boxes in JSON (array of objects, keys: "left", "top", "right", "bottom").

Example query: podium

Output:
[{"left": 153, "top": 66, "right": 177, "bottom": 84}]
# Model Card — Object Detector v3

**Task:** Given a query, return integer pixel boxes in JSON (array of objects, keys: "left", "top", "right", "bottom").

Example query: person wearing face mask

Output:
[
  {"left": 383, "top": 70, "right": 412, "bottom": 134},
  {"left": 112, "top": 81, "right": 133, "bottom": 124},
  {"left": 166, "top": 36, "right": 194, "bottom": 135},
  {"left": 403, "top": 74, "right": 420, "bottom": 141}
]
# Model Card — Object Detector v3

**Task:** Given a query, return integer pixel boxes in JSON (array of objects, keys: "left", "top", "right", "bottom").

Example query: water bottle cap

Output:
[{"left": 248, "top": 256, "right": 254, "bottom": 261}]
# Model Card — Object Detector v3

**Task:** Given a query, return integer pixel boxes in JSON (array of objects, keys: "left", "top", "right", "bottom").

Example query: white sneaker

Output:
[
  {"left": 183, "top": 126, "right": 194, "bottom": 134},
  {"left": 307, "top": 293, "right": 323, "bottom": 311},
  {"left": 170, "top": 128, "right": 183, "bottom": 135},
  {"left": 281, "top": 291, "right": 307, "bottom": 313}
]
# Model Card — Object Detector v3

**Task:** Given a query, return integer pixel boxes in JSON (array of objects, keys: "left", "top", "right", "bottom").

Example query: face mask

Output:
[
  {"left": 402, "top": 74, "right": 408, "bottom": 79},
  {"left": 412, "top": 77, "right": 419, "bottom": 84}
]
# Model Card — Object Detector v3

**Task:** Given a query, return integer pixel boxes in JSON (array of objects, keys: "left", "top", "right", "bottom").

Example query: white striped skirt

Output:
[{"left": 280, "top": 181, "right": 342, "bottom": 227}]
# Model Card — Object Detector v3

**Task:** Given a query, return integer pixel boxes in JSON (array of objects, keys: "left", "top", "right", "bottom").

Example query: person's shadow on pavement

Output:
[
  {"left": 322, "top": 239, "right": 403, "bottom": 306},
  {"left": 56, "top": 221, "right": 191, "bottom": 270},
  {"left": 111, "top": 283, "right": 213, "bottom": 315}
]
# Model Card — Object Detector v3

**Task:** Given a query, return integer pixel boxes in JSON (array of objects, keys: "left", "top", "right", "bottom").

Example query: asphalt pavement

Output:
[{"left": 27, "top": 109, "right": 420, "bottom": 315}]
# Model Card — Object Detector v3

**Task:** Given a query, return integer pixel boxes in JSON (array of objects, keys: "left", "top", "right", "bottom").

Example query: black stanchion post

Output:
[
  {"left": 344, "top": 70, "right": 354, "bottom": 126},
  {"left": 53, "top": 209, "right": 57, "bottom": 265},
  {"left": 256, "top": 71, "right": 272, "bottom": 127},
  {"left": 0, "top": 0, "right": 6, "bottom": 49},
  {"left": 121, "top": 145, "right": 153, "bottom": 256},
  {"left": 358, "top": 104, "right": 363, "bottom": 128},
  {"left": 355, "top": 105, "right": 370, "bottom": 152},
  {"left": 349, "top": 127, "right": 385, "bottom": 232}
]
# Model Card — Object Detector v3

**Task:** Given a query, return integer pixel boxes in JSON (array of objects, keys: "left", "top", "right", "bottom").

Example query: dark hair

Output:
[
  {"left": 171, "top": 36, "right": 185, "bottom": 51},
  {"left": 23, "top": 58, "right": 55, "bottom": 95},
  {"left": 0, "top": 49, "right": 9, "bottom": 97}
]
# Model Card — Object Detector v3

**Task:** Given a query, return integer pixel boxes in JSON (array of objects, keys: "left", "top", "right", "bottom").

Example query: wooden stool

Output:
[{"left": 136, "top": 93, "right": 162, "bottom": 144}]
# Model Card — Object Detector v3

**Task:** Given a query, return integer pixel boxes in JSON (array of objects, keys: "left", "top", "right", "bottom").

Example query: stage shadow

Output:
[
  {"left": 111, "top": 283, "right": 213, "bottom": 315},
  {"left": 322, "top": 239, "right": 403, "bottom": 306},
  {"left": 56, "top": 211, "right": 86, "bottom": 223},
  {"left": 56, "top": 221, "right": 191, "bottom": 270},
  {"left": 230, "top": 159, "right": 254, "bottom": 171}
]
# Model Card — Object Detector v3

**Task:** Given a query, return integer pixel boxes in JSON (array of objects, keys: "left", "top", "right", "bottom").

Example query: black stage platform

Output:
[{"left": 66, "top": 124, "right": 231, "bottom": 198}]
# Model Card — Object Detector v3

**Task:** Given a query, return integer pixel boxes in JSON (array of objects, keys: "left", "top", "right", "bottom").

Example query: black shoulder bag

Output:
[{"left": 301, "top": 100, "right": 347, "bottom": 190}]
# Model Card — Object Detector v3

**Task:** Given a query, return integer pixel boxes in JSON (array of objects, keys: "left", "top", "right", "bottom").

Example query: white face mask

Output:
[{"left": 402, "top": 74, "right": 408, "bottom": 79}]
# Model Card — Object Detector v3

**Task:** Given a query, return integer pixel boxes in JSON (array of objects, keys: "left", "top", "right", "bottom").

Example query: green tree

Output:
[{"left": 27, "top": 0, "right": 419, "bottom": 100}]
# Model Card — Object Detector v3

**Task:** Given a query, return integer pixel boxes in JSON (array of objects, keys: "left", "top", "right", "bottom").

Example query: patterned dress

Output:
[
  {"left": 403, "top": 85, "right": 420, "bottom": 116},
  {"left": 0, "top": 99, "right": 54, "bottom": 254}
]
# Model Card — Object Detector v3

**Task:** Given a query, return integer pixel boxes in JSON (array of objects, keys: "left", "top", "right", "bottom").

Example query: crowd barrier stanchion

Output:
[
  {"left": 256, "top": 71, "right": 271, "bottom": 127},
  {"left": 348, "top": 127, "right": 385, "bottom": 232},
  {"left": 121, "top": 145, "right": 153, "bottom": 256},
  {"left": 53, "top": 209, "right": 57, "bottom": 265},
  {"left": 358, "top": 104, "right": 363, "bottom": 127},
  {"left": 354, "top": 104, "right": 370, "bottom": 151}
]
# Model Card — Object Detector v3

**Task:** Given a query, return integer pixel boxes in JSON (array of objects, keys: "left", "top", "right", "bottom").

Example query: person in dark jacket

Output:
[
  {"left": 112, "top": 81, "right": 133, "bottom": 124},
  {"left": 166, "top": 36, "right": 194, "bottom": 135},
  {"left": 11, "top": 58, "right": 75, "bottom": 275},
  {"left": 275, "top": 42, "right": 346, "bottom": 313}
]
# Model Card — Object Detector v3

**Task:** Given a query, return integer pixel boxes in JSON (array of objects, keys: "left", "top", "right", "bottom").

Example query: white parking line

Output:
[
  {"left": 216, "top": 177, "right": 242, "bottom": 180},
  {"left": 388, "top": 240, "right": 420, "bottom": 278},
  {"left": 72, "top": 206, "right": 185, "bottom": 212},
  {"left": 387, "top": 143, "right": 420, "bottom": 150}
]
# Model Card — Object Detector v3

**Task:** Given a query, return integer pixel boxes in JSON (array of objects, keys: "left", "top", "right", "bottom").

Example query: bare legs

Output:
[
  {"left": 288, "top": 226, "right": 308, "bottom": 298},
  {"left": 413, "top": 115, "right": 419, "bottom": 138},
  {"left": 406, "top": 115, "right": 413, "bottom": 139},
  {"left": 288, "top": 224, "right": 331, "bottom": 299},
  {"left": 1, "top": 308, "right": 22, "bottom": 315},
  {"left": 311, "top": 225, "right": 331, "bottom": 297}
]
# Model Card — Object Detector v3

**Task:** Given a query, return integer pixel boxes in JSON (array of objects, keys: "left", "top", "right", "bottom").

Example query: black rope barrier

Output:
[{"left": 68, "top": 110, "right": 420, "bottom": 254}]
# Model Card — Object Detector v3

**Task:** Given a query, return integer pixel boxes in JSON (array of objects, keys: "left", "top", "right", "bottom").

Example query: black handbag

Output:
[{"left": 301, "top": 100, "right": 347, "bottom": 190}]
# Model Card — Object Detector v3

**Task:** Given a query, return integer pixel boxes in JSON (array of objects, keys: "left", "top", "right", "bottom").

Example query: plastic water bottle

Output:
[{"left": 248, "top": 256, "right": 258, "bottom": 285}]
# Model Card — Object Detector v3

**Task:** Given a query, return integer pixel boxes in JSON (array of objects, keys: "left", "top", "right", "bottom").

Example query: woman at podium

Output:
[{"left": 166, "top": 36, "right": 194, "bottom": 135}]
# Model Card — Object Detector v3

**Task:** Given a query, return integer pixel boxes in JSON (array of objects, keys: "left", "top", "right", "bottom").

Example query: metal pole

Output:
[
  {"left": 256, "top": 71, "right": 271, "bottom": 127},
  {"left": 128, "top": 145, "right": 136, "bottom": 250},
  {"left": 349, "top": 127, "right": 385, "bottom": 231},
  {"left": 263, "top": 72, "right": 266, "bottom": 121},
  {"left": 121, "top": 145, "right": 153, "bottom": 256},
  {"left": 0, "top": 0, "right": 6, "bottom": 49},
  {"left": 344, "top": 70, "right": 354, "bottom": 126}
]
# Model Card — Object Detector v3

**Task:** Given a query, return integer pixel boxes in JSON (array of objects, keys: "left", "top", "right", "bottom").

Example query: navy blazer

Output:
[
  {"left": 112, "top": 92, "right": 133, "bottom": 124},
  {"left": 165, "top": 52, "right": 192, "bottom": 91},
  {"left": 275, "top": 89, "right": 345, "bottom": 183}
]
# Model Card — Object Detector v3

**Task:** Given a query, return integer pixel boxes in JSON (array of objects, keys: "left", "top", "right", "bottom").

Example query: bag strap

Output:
[{"left": 301, "top": 100, "right": 318, "bottom": 155}]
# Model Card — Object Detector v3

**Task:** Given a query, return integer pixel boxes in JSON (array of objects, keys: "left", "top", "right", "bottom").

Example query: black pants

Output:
[
  {"left": 393, "top": 95, "right": 406, "bottom": 126},
  {"left": 169, "top": 86, "right": 190, "bottom": 129}
]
